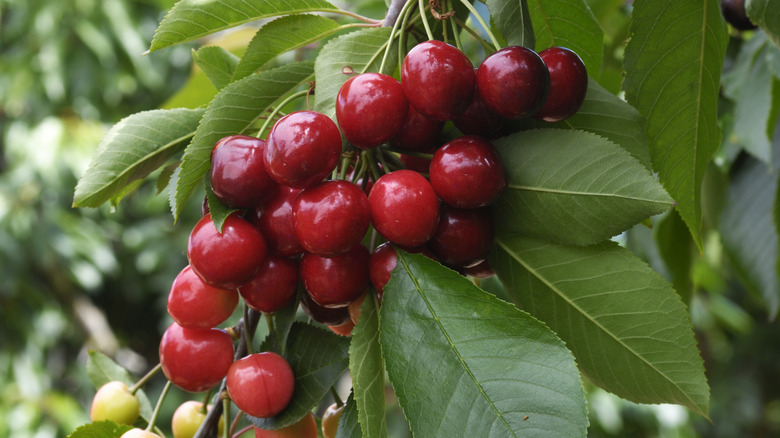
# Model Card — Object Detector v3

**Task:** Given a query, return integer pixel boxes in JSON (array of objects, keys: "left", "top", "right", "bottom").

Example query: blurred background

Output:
[{"left": 0, "top": 0, "right": 778, "bottom": 437}]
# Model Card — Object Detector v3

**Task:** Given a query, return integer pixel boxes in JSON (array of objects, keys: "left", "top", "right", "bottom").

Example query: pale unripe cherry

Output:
[
  {"left": 90, "top": 381, "right": 140, "bottom": 426},
  {"left": 120, "top": 428, "right": 160, "bottom": 438},
  {"left": 171, "top": 400, "right": 225, "bottom": 438}
]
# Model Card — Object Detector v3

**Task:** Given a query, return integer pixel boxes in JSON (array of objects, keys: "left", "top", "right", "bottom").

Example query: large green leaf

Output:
[
  {"left": 527, "top": 0, "right": 603, "bottom": 76},
  {"left": 336, "top": 392, "right": 362, "bottom": 438},
  {"left": 349, "top": 293, "right": 387, "bottom": 438},
  {"left": 623, "top": 0, "right": 728, "bottom": 250},
  {"left": 485, "top": 0, "right": 535, "bottom": 49},
  {"left": 747, "top": 0, "right": 780, "bottom": 48},
  {"left": 313, "top": 27, "right": 396, "bottom": 120},
  {"left": 193, "top": 46, "right": 240, "bottom": 90},
  {"left": 380, "top": 252, "right": 588, "bottom": 438},
  {"left": 491, "top": 235, "right": 710, "bottom": 417},
  {"left": 85, "top": 351, "right": 153, "bottom": 420},
  {"left": 492, "top": 129, "right": 673, "bottom": 246},
  {"left": 232, "top": 14, "right": 343, "bottom": 81},
  {"left": 148, "top": 0, "right": 340, "bottom": 52},
  {"left": 73, "top": 108, "right": 204, "bottom": 208},
  {"left": 67, "top": 421, "right": 132, "bottom": 438},
  {"left": 173, "top": 62, "right": 314, "bottom": 220}
]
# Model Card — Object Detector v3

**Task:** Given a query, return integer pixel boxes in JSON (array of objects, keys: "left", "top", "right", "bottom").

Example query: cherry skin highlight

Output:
[
  {"left": 477, "top": 46, "right": 550, "bottom": 119},
  {"left": 210, "top": 135, "right": 276, "bottom": 208},
  {"left": 300, "top": 244, "right": 370, "bottom": 308},
  {"left": 159, "top": 323, "right": 234, "bottom": 393},
  {"left": 336, "top": 72, "right": 408, "bottom": 149},
  {"left": 226, "top": 352, "right": 295, "bottom": 418},
  {"left": 534, "top": 47, "right": 588, "bottom": 122},
  {"left": 167, "top": 265, "right": 239, "bottom": 329},
  {"left": 368, "top": 170, "right": 440, "bottom": 247}
]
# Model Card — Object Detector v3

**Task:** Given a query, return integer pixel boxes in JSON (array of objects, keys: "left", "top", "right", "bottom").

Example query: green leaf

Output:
[
  {"left": 492, "top": 128, "right": 674, "bottom": 246},
  {"left": 491, "top": 235, "right": 710, "bottom": 417},
  {"left": 313, "top": 27, "right": 396, "bottom": 120},
  {"left": 263, "top": 286, "right": 302, "bottom": 357},
  {"left": 349, "top": 293, "right": 387, "bottom": 438},
  {"left": 173, "top": 62, "right": 314, "bottom": 220},
  {"left": 747, "top": 0, "right": 780, "bottom": 48},
  {"left": 623, "top": 0, "right": 728, "bottom": 250},
  {"left": 232, "top": 14, "right": 343, "bottom": 82},
  {"left": 67, "top": 421, "right": 132, "bottom": 438},
  {"left": 85, "top": 351, "right": 153, "bottom": 420},
  {"left": 204, "top": 182, "right": 236, "bottom": 232},
  {"left": 73, "top": 108, "right": 204, "bottom": 208},
  {"left": 380, "top": 252, "right": 588, "bottom": 438},
  {"left": 336, "top": 392, "right": 362, "bottom": 438},
  {"left": 148, "top": 0, "right": 340, "bottom": 52},
  {"left": 527, "top": 0, "right": 603, "bottom": 76},
  {"left": 250, "top": 322, "right": 350, "bottom": 430},
  {"left": 485, "top": 0, "right": 535, "bottom": 49},
  {"left": 193, "top": 46, "right": 240, "bottom": 90},
  {"left": 733, "top": 44, "right": 779, "bottom": 164}
]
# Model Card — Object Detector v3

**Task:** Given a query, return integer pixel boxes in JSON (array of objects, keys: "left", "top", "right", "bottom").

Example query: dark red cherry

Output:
[
  {"left": 453, "top": 87, "right": 506, "bottom": 139},
  {"left": 264, "top": 111, "right": 342, "bottom": 188},
  {"left": 300, "top": 244, "right": 369, "bottom": 308},
  {"left": 336, "top": 73, "right": 408, "bottom": 149},
  {"left": 368, "top": 242, "right": 433, "bottom": 295},
  {"left": 721, "top": 0, "right": 757, "bottom": 31},
  {"left": 389, "top": 104, "right": 444, "bottom": 152},
  {"left": 167, "top": 265, "right": 239, "bottom": 329},
  {"left": 400, "top": 152, "right": 433, "bottom": 174},
  {"left": 187, "top": 213, "right": 267, "bottom": 289},
  {"left": 368, "top": 170, "right": 440, "bottom": 247},
  {"left": 159, "top": 323, "right": 234, "bottom": 393},
  {"left": 429, "top": 205, "right": 495, "bottom": 268},
  {"left": 293, "top": 180, "right": 371, "bottom": 256},
  {"left": 534, "top": 47, "right": 588, "bottom": 122},
  {"left": 210, "top": 135, "right": 277, "bottom": 208},
  {"left": 477, "top": 46, "right": 550, "bottom": 119},
  {"left": 401, "top": 40, "right": 475, "bottom": 121},
  {"left": 464, "top": 259, "right": 495, "bottom": 279},
  {"left": 239, "top": 255, "right": 299, "bottom": 314},
  {"left": 252, "top": 185, "right": 304, "bottom": 257},
  {"left": 300, "top": 292, "right": 350, "bottom": 326},
  {"left": 429, "top": 135, "right": 506, "bottom": 208}
]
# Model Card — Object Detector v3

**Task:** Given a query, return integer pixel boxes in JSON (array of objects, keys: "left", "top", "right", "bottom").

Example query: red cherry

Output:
[
  {"left": 167, "top": 265, "right": 239, "bottom": 329},
  {"left": 401, "top": 40, "right": 475, "bottom": 121},
  {"left": 264, "top": 111, "right": 342, "bottom": 188},
  {"left": 453, "top": 87, "right": 506, "bottom": 139},
  {"left": 533, "top": 47, "right": 588, "bottom": 122},
  {"left": 300, "top": 291, "right": 351, "bottom": 325},
  {"left": 400, "top": 152, "right": 433, "bottom": 174},
  {"left": 300, "top": 244, "right": 369, "bottom": 308},
  {"left": 369, "top": 242, "right": 434, "bottom": 295},
  {"left": 210, "top": 135, "right": 276, "bottom": 208},
  {"left": 430, "top": 205, "right": 495, "bottom": 268},
  {"left": 226, "top": 352, "right": 295, "bottom": 418},
  {"left": 476, "top": 46, "right": 550, "bottom": 119},
  {"left": 368, "top": 170, "right": 440, "bottom": 247},
  {"left": 187, "top": 213, "right": 267, "bottom": 289},
  {"left": 336, "top": 72, "right": 408, "bottom": 149},
  {"left": 239, "top": 255, "right": 299, "bottom": 314},
  {"left": 252, "top": 185, "right": 304, "bottom": 257},
  {"left": 159, "top": 323, "right": 234, "bottom": 393},
  {"left": 253, "top": 412, "right": 318, "bottom": 438},
  {"left": 389, "top": 104, "right": 444, "bottom": 152},
  {"left": 429, "top": 135, "right": 507, "bottom": 208},
  {"left": 293, "top": 180, "right": 371, "bottom": 256}
]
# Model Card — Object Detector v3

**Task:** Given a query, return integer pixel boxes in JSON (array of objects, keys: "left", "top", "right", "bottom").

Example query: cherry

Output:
[
  {"left": 252, "top": 185, "right": 304, "bottom": 257},
  {"left": 90, "top": 381, "right": 140, "bottom": 425},
  {"left": 369, "top": 242, "right": 434, "bottom": 295},
  {"left": 300, "top": 244, "right": 369, "bottom": 307},
  {"left": 167, "top": 265, "right": 239, "bottom": 329},
  {"left": 121, "top": 429, "right": 160, "bottom": 438},
  {"left": 293, "top": 180, "right": 371, "bottom": 256},
  {"left": 401, "top": 40, "right": 475, "bottom": 121},
  {"left": 210, "top": 135, "right": 276, "bottom": 208},
  {"left": 476, "top": 46, "right": 550, "bottom": 119},
  {"left": 534, "top": 47, "right": 588, "bottom": 122},
  {"left": 429, "top": 135, "right": 506, "bottom": 208},
  {"left": 453, "top": 87, "right": 506, "bottom": 139},
  {"left": 321, "top": 403, "right": 345, "bottom": 438},
  {"left": 253, "top": 412, "right": 318, "bottom": 438},
  {"left": 347, "top": 292, "right": 366, "bottom": 325},
  {"left": 239, "top": 255, "right": 299, "bottom": 314},
  {"left": 336, "top": 72, "right": 408, "bottom": 149},
  {"left": 721, "top": 0, "right": 757, "bottom": 30},
  {"left": 226, "top": 352, "right": 295, "bottom": 418},
  {"left": 171, "top": 401, "right": 225, "bottom": 438},
  {"left": 264, "top": 111, "right": 342, "bottom": 188},
  {"left": 429, "top": 205, "right": 495, "bottom": 268},
  {"left": 400, "top": 152, "right": 433, "bottom": 174},
  {"left": 368, "top": 170, "right": 440, "bottom": 247},
  {"left": 300, "top": 291, "right": 351, "bottom": 325},
  {"left": 187, "top": 213, "right": 267, "bottom": 289},
  {"left": 390, "top": 104, "right": 444, "bottom": 152},
  {"left": 159, "top": 323, "right": 234, "bottom": 393}
]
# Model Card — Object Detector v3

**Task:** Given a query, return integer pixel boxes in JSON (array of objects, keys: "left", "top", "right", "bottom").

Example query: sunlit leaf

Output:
[{"left": 193, "top": 46, "right": 240, "bottom": 90}]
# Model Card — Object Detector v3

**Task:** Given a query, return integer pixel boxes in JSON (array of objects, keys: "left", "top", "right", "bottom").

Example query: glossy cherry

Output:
[
  {"left": 252, "top": 185, "right": 304, "bottom": 257},
  {"left": 187, "top": 213, "right": 267, "bottom": 289},
  {"left": 239, "top": 255, "right": 299, "bottom": 314},
  {"left": 368, "top": 170, "right": 440, "bottom": 247},
  {"left": 226, "top": 352, "right": 295, "bottom": 418},
  {"left": 401, "top": 40, "right": 475, "bottom": 121},
  {"left": 534, "top": 47, "right": 588, "bottom": 122},
  {"left": 159, "top": 323, "right": 234, "bottom": 393},
  {"left": 429, "top": 135, "right": 506, "bottom": 208},
  {"left": 171, "top": 401, "right": 224, "bottom": 438},
  {"left": 253, "top": 412, "right": 318, "bottom": 438},
  {"left": 90, "top": 381, "right": 140, "bottom": 425},
  {"left": 336, "top": 72, "right": 408, "bottom": 149},
  {"left": 390, "top": 104, "right": 444, "bottom": 152},
  {"left": 721, "top": 0, "right": 757, "bottom": 30},
  {"left": 264, "top": 111, "right": 342, "bottom": 188},
  {"left": 430, "top": 205, "right": 495, "bottom": 268},
  {"left": 453, "top": 87, "right": 506, "bottom": 139},
  {"left": 121, "top": 429, "right": 160, "bottom": 438},
  {"left": 300, "top": 291, "right": 351, "bottom": 326},
  {"left": 477, "top": 46, "right": 550, "bottom": 119},
  {"left": 321, "top": 403, "right": 345, "bottom": 438},
  {"left": 369, "top": 242, "right": 434, "bottom": 295},
  {"left": 167, "top": 265, "right": 238, "bottom": 329},
  {"left": 293, "top": 180, "right": 370, "bottom": 256},
  {"left": 210, "top": 135, "right": 276, "bottom": 208},
  {"left": 300, "top": 244, "right": 369, "bottom": 307}
]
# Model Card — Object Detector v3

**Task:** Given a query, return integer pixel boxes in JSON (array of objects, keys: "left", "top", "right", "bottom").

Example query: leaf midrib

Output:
[{"left": 508, "top": 184, "right": 672, "bottom": 204}]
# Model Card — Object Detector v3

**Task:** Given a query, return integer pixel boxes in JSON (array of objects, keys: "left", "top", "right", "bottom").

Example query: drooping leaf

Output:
[
  {"left": 264, "top": 286, "right": 302, "bottom": 357},
  {"left": 313, "top": 27, "right": 396, "bottom": 120},
  {"left": 85, "top": 351, "right": 153, "bottom": 420},
  {"left": 623, "top": 0, "right": 729, "bottom": 250},
  {"left": 527, "top": 0, "right": 603, "bottom": 76},
  {"left": 733, "top": 44, "right": 779, "bottom": 164},
  {"left": 492, "top": 129, "right": 674, "bottom": 246},
  {"left": 747, "top": 0, "right": 780, "bottom": 48},
  {"left": 491, "top": 235, "right": 710, "bottom": 417},
  {"left": 73, "top": 108, "right": 204, "bottom": 208},
  {"left": 485, "top": 0, "right": 535, "bottom": 49},
  {"left": 193, "top": 46, "right": 240, "bottom": 90},
  {"left": 232, "top": 14, "right": 343, "bottom": 81},
  {"left": 250, "top": 322, "right": 350, "bottom": 430},
  {"left": 204, "top": 181, "right": 236, "bottom": 232},
  {"left": 655, "top": 209, "right": 695, "bottom": 304},
  {"left": 67, "top": 421, "right": 132, "bottom": 438},
  {"left": 148, "top": 0, "right": 340, "bottom": 52},
  {"left": 173, "top": 62, "right": 314, "bottom": 220},
  {"left": 349, "top": 293, "right": 387, "bottom": 438},
  {"left": 336, "top": 392, "right": 362, "bottom": 438},
  {"left": 380, "top": 252, "right": 588, "bottom": 438}
]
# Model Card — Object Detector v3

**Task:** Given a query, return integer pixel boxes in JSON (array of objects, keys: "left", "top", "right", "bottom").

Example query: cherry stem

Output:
[
  {"left": 129, "top": 363, "right": 162, "bottom": 395},
  {"left": 447, "top": 0, "right": 463, "bottom": 50},
  {"left": 458, "top": 0, "right": 501, "bottom": 51},
  {"left": 222, "top": 393, "right": 231, "bottom": 438},
  {"left": 418, "top": 0, "right": 435, "bottom": 40},
  {"left": 364, "top": 149, "right": 384, "bottom": 182},
  {"left": 229, "top": 409, "right": 244, "bottom": 438},
  {"left": 244, "top": 303, "right": 254, "bottom": 355},
  {"left": 375, "top": 147, "right": 393, "bottom": 174},
  {"left": 378, "top": 0, "right": 415, "bottom": 73},
  {"left": 382, "top": 146, "right": 434, "bottom": 159},
  {"left": 255, "top": 89, "right": 311, "bottom": 138},
  {"left": 453, "top": 16, "right": 495, "bottom": 54},
  {"left": 330, "top": 386, "right": 344, "bottom": 408},
  {"left": 233, "top": 425, "right": 254, "bottom": 438},
  {"left": 145, "top": 380, "right": 172, "bottom": 432},
  {"left": 200, "top": 389, "right": 214, "bottom": 413}
]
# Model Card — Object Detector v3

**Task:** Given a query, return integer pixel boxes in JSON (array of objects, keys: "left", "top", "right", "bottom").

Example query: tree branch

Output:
[{"left": 384, "top": 0, "right": 410, "bottom": 28}]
